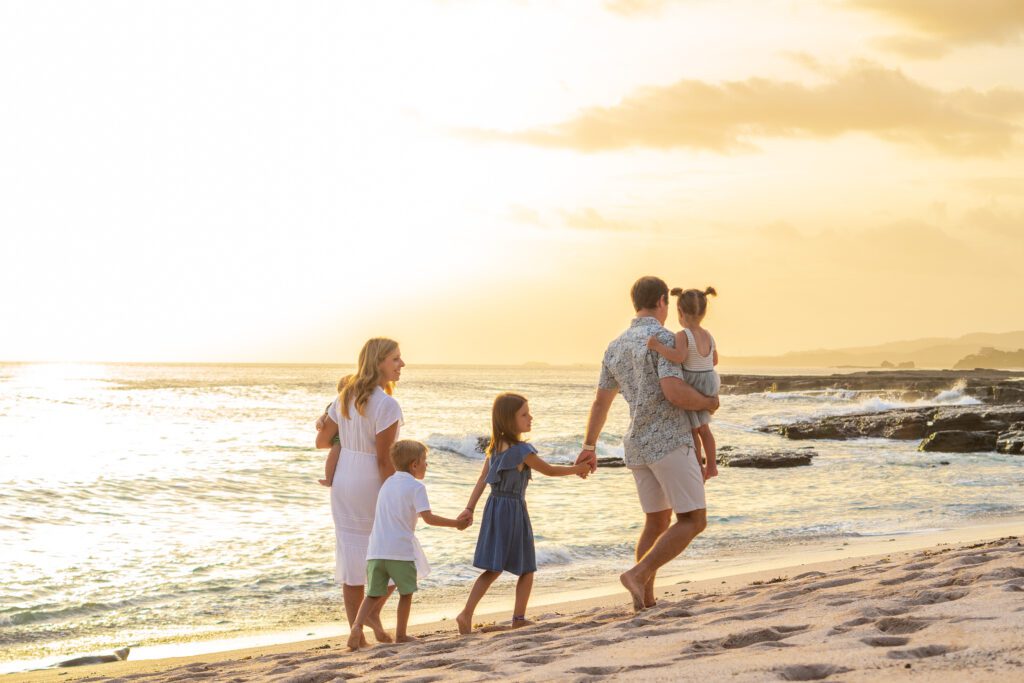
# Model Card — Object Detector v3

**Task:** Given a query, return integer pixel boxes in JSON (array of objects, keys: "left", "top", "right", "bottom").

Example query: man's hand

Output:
[
  {"left": 704, "top": 461, "right": 719, "bottom": 481},
  {"left": 575, "top": 449, "right": 598, "bottom": 477},
  {"left": 706, "top": 395, "right": 720, "bottom": 414},
  {"left": 315, "top": 413, "right": 329, "bottom": 431}
]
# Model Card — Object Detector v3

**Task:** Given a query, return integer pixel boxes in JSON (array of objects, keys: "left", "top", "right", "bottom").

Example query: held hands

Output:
[
  {"left": 456, "top": 508, "right": 474, "bottom": 529},
  {"left": 574, "top": 450, "right": 598, "bottom": 478}
]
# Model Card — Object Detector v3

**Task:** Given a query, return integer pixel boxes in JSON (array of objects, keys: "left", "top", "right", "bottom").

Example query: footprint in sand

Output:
[
  {"left": 903, "top": 561, "right": 940, "bottom": 571},
  {"left": 874, "top": 617, "right": 931, "bottom": 635},
  {"left": 878, "top": 571, "right": 922, "bottom": 586},
  {"left": 776, "top": 663, "right": 852, "bottom": 681},
  {"left": 682, "top": 624, "right": 810, "bottom": 657},
  {"left": 887, "top": 644, "right": 958, "bottom": 659},
  {"left": 904, "top": 589, "right": 969, "bottom": 606},
  {"left": 860, "top": 635, "right": 910, "bottom": 647}
]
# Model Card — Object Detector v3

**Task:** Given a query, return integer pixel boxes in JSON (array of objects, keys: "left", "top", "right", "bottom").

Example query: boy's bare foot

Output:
[
  {"left": 346, "top": 629, "right": 364, "bottom": 651},
  {"left": 456, "top": 612, "right": 473, "bottom": 635},
  {"left": 396, "top": 634, "right": 418, "bottom": 643},
  {"left": 366, "top": 614, "right": 392, "bottom": 643},
  {"left": 620, "top": 569, "right": 647, "bottom": 612}
]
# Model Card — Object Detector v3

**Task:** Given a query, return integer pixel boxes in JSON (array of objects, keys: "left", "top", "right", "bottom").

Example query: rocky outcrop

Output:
[
  {"left": 919, "top": 431, "right": 999, "bottom": 453},
  {"left": 722, "top": 369, "right": 1024, "bottom": 404},
  {"left": 763, "top": 405, "right": 1024, "bottom": 454},
  {"left": 718, "top": 447, "right": 817, "bottom": 468},
  {"left": 997, "top": 424, "right": 1024, "bottom": 454},
  {"left": 58, "top": 647, "right": 130, "bottom": 667}
]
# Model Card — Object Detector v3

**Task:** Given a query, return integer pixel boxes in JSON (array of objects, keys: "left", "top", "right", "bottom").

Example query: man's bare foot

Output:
[
  {"left": 456, "top": 611, "right": 473, "bottom": 635},
  {"left": 620, "top": 569, "right": 647, "bottom": 612},
  {"left": 644, "top": 582, "right": 657, "bottom": 608},
  {"left": 396, "top": 634, "right": 418, "bottom": 643},
  {"left": 511, "top": 618, "right": 535, "bottom": 629},
  {"left": 366, "top": 613, "right": 392, "bottom": 643},
  {"left": 346, "top": 628, "right": 364, "bottom": 651}
]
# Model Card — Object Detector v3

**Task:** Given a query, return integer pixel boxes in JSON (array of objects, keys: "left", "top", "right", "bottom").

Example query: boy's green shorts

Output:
[{"left": 366, "top": 559, "right": 417, "bottom": 596}]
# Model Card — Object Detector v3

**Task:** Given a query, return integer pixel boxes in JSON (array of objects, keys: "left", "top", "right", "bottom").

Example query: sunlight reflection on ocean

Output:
[{"left": 1, "top": 362, "right": 1021, "bottom": 667}]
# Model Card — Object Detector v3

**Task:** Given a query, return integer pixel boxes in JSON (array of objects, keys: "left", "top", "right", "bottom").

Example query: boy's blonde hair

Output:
[{"left": 390, "top": 439, "right": 427, "bottom": 472}]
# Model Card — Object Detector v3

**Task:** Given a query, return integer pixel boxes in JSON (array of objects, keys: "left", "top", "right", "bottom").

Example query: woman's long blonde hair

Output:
[
  {"left": 486, "top": 392, "right": 527, "bottom": 456},
  {"left": 338, "top": 338, "right": 399, "bottom": 419}
]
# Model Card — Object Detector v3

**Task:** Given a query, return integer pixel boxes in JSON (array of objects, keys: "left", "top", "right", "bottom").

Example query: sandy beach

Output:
[{"left": 8, "top": 521, "right": 1023, "bottom": 683}]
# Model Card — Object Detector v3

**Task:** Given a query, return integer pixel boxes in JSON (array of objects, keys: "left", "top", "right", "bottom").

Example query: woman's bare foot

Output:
[
  {"left": 396, "top": 634, "right": 419, "bottom": 643},
  {"left": 366, "top": 613, "right": 392, "bottom": 643},
  {"left": 456, "top": 611, "right": 473, "bottom": 635},
  {"left": 510, "top": 618, "right": 535, "bottom": 629},
  {"left": 346, "top": 628, "right": 364, "bottom": 651},
  {"left": 620, "top": 569, "right": 647, "bottom": 612}
]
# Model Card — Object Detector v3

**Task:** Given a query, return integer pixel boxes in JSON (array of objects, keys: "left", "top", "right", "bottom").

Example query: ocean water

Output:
[{"left": 2, "top": 362, "right": 1022, "bottom": 670}]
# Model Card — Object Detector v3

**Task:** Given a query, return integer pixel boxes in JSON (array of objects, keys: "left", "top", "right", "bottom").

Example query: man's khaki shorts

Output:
[{"left": 630, "top": 444, "right": 706, "bottom": 514}]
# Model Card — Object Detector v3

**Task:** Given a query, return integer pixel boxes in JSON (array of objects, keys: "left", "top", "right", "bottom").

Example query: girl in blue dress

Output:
[{"left": 455, "top": 392, "right": 591, "bottom": 634}]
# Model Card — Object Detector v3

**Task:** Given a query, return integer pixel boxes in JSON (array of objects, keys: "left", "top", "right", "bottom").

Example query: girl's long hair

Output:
[
  {"left": 487, "top": 392, "right": 527, "bottom": 456},
  {"left": 338, "top": 338, "right": 398, "bottom": 419}
]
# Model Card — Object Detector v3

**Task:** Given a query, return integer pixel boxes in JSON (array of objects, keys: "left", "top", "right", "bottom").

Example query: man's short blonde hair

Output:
[{"left": 390, "top": 440, "right": 427, "bottom": 472}]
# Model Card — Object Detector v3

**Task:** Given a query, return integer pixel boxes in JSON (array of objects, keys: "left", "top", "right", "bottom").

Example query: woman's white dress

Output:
[{"left": 327, "top": 386, "right": 404, "bottom": 586}]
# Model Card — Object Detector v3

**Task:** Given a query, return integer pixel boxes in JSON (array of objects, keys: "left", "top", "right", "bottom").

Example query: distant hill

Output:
[
  {"left": 728, "top": 331, "right": 1024, "bottom": 369},
  {"left": 953, "top": 347, "right": 1024, "bottom": 370}
]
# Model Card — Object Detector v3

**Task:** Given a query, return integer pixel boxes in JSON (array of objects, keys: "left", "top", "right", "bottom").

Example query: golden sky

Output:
[{"left": 1, "top": 1, "right": 1022, "bottom": 364}]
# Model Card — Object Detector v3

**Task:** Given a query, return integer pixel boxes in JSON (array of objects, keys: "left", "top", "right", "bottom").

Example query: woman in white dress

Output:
[{"left": 315, "top": 337, "right": 405, "bottom": 644}]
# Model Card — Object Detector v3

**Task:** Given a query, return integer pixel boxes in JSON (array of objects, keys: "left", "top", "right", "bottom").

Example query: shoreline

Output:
[{"left": 6, "top": 516, "right": 1023, "bottom": 681}]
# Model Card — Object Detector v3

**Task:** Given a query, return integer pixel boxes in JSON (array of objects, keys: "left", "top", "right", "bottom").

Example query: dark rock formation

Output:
[
  {"left": 57, "top": 647, "right": 130, "bottom": 668},
  {"left": 721, "top": 369, "right": 1024, "bottom": 405},
  {"left": 918, "top": 431, "right": 999, "bottom": 453},
  {"left": 997, "top": 424, "right": 1024, "bottom": 454},
  {"left": 764, "top": 405, "right": 1024, "bottom": 454},
  {"left": 719, "top": 448, "right": 817, "bottom": 468}
]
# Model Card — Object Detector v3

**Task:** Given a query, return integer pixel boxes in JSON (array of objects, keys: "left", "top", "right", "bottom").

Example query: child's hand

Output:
[
  {"left": 646, "top": 335, "right": 658, "bottom": 350},
  {"left": 318, "top": 478, "right": 331, "bottom": 487},
  {"left": 574, "top": 463, "right": 591, "bottom": 478}
]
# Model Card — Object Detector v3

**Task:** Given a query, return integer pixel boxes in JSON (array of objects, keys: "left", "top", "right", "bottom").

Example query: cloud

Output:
[
  {"left": 847, "top": 0, "right": 1024, "bottom": 57},
  {"left": 467, "top": 62, "right": 1024, "bottom": 156},
  {"left": 603, "top": 0, "right": 672, "bottom": 15},
  {"left": 559, "top": 207, "right": 637, "bottom": 231},
  {"left": 506, "top": 204, "right": 644, "bottom": 232}
]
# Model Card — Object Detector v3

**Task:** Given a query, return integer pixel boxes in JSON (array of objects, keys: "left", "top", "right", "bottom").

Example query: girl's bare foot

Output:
[
  {"left": 620, "top": 570, "right": 647, "bottom": 612},
  {"left": 396, "top": 634, "right": 418, "bottom": 643},
  {"left": 456, "top": 611, "right": 473, "bottom": 635}
]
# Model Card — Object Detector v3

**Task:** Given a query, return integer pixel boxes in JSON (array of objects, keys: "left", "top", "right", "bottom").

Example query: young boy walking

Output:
[{"left": 347, "top": 440, "right": 468, "bottom": 649}]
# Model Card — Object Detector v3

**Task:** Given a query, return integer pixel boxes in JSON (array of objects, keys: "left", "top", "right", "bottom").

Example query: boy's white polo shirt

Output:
[{"left": 367, "top": 471, "right": 431, "bottom": 562}]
